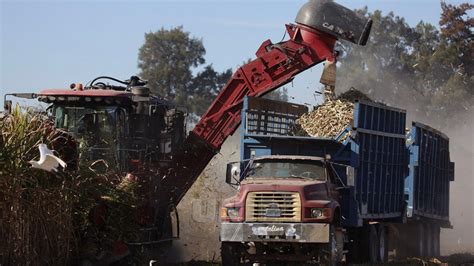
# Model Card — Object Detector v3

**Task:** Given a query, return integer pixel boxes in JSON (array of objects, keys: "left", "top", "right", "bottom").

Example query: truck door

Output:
[{"left": 326, "top": 165, "right": 341, "bottom": 201}]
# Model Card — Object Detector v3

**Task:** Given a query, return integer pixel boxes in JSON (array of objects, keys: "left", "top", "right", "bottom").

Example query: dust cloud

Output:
[{"left": 440, "top": 111, "right": 474, "bottom": 254}]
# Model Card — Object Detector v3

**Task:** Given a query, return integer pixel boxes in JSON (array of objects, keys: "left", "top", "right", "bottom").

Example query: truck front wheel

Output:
[
  {"left": 321, "top": 225, "right": 343, "bottom": 266},
  {"left": 221, "top": 242, "right": 243, "bottom": 265}
]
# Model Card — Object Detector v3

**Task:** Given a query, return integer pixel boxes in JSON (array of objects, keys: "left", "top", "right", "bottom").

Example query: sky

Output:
[{"left": 0, "top": 0, "right": 469, "bottom": 108}]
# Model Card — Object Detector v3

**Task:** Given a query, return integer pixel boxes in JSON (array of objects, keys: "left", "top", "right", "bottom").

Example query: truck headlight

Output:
[
  {"left": 226, "top": 207, "right": 240, "bottom": 218},
  {"left": 220, "top": 207, "right": 240, "bottom": 219},
  {"left": 310, "top": 208, "right": 323, "bottom": 218}
]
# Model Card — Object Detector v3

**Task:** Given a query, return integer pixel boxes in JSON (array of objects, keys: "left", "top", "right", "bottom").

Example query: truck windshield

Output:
[{"left": 247, "top": 159, "right": 326, "bottom": 181}]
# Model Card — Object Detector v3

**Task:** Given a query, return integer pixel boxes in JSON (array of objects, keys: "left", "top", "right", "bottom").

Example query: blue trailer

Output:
[{"left": 222, "top": 96, "right": 453, "bottom": 263}]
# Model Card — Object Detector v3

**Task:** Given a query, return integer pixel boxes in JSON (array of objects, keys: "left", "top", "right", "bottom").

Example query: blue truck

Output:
[{"left": 219, "top": 96, "right": 454, "bottom": 264}]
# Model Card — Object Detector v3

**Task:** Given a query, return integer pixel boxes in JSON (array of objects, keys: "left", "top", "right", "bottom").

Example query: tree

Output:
[
  {"left": 440, "top": 2, "right": 473, "bottom": 73},
  {"left": 138, "top": 26, "right": 231, "bottom": 117},
  {"left": 138, "top": 26, "right": 204, "bottom": 102},
  {"left": 435, "top": 2, "right": 473, "bottom": 107},
  {"left": 187, "top": 65, "right": 232, "bottom": 116},
  {"left": 336, "top": 3, "right": 473, "bottom": 130}
]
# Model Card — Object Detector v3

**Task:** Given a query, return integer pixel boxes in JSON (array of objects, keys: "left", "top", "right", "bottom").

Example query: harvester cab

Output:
[{"left": 5, "top": 76, "right": 187, "bottom": 173}]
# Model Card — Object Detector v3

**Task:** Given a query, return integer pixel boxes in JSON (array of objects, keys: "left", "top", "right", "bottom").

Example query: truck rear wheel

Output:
[
  {"left": 425, "top": 223, "right": 433, "bottom": 257},
  {"left": 221, "top": 242, "right": 243, "bottom": 265},
  {"left": 432, "top": 224, "right": 440, "bottom": 257},
  {"left": 377, "top": 224, "right": 389, "bottom": 262},
  {"left": 415, "top": 223, "right": 425, "bottom": 257},
  {"left": 369, "top": 225, "right": 379, "bottom": 263}
]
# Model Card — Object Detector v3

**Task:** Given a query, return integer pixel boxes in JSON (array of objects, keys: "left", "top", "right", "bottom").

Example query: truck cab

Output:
[{"left": 220, "top": 155, "right": 345, "bottom": 264}]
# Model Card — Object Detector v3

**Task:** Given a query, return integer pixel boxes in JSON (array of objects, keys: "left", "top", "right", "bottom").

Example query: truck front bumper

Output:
[{"left": 220, "top": 222, "right": 329, "bottom": 243}]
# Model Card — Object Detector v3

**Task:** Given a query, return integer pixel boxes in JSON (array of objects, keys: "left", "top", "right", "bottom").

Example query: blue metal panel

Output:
[
  {"left": 406, "top": 122, "right": 453, "bottom": 222},
  {"left": 242, "top": 132, "right": 343, "bottom": 162},
  {"left": 352, "top": 101, "right": 407, "bottom": 220}
]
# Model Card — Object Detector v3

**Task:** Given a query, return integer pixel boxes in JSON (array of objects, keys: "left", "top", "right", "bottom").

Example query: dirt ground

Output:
[
  {"left": 164, "top": 131, "right": 240, "bottom": 264},
  {"left": 168, "top": 253, "right": 474, "bottom": 265}
]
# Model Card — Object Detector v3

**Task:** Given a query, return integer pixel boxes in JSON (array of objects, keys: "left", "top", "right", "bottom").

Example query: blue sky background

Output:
[{"left": 0, "top": 0, "right": 469, "bottom": 108}]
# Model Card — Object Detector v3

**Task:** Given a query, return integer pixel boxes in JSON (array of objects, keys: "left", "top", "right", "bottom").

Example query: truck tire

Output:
[
  {"left": 346, "top": 228, "right": 367, "bottom": 263},
  {"left": 369, "top": 225, "right": 379, "bottom": 263},
  {"left": 416, "top": 223, "right": 425, "bottom": 257},
  {"left": 221, "top": 242, "right": 242, "bottom": 265},
  {"left": 432, "top": 224, "right": 440, "bottom": 257},
  {"left": 377, "top": 224, "right": 389, "bottom": 262},
  {"left": 425, "top": 223, "right": 433, "bottom": 257},
  {"left": 396, "top": 226, "right": 408, "bottom": 259}
]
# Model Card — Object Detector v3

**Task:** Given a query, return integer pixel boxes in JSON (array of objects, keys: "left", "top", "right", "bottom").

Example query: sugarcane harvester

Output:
[{"left": 159, "top": 0, "right": 372, "bottom": 211}]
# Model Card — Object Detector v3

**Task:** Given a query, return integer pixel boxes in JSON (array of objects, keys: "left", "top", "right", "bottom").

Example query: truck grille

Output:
[{"left": 245, "top": 191, "right": 301, "bottom": 222}]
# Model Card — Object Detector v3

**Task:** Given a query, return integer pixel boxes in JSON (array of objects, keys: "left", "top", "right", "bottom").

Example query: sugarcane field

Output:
[{"left": 1, "top": 0, "right": 473, "bottom": 265}]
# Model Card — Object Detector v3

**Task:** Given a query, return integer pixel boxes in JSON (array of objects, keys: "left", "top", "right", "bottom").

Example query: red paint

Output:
[
  {"left": 192, "top": 23, "right": 336, "bottom": 150},
  {"left": 221, "top": 179, "right": 340, "bottom": 223},
  {"left": 38, "top": 89, "right": 131, "bottom": 98}
]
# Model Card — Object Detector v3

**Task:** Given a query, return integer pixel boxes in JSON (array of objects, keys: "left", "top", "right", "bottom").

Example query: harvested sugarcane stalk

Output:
[{"left": 293, "top": 89, "right": 372, "bottom": 139}]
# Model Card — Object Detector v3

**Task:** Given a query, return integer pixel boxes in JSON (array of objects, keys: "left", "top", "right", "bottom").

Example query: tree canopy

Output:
[
  {"left": 336, "top": 2, "right": 473, "bottom": 130},
  {"left": 138, "top": 26, "right": 232, "bottom": 118}
]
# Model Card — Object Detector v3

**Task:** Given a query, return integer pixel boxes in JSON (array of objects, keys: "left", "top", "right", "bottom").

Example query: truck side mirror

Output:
[{"left": 225, "top": 163, "right": 240, "bottom": 185}]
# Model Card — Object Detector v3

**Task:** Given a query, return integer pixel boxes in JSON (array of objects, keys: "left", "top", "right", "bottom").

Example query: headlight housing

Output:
[
  {"left": 310, "top": 208, "right": 323, "bottom": 218},
  {"left": 226, "top": 207, "right": 240, "bottom": 218},
  {"left": 220, "top": 207, "right": 240, "bottom": 219}
]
